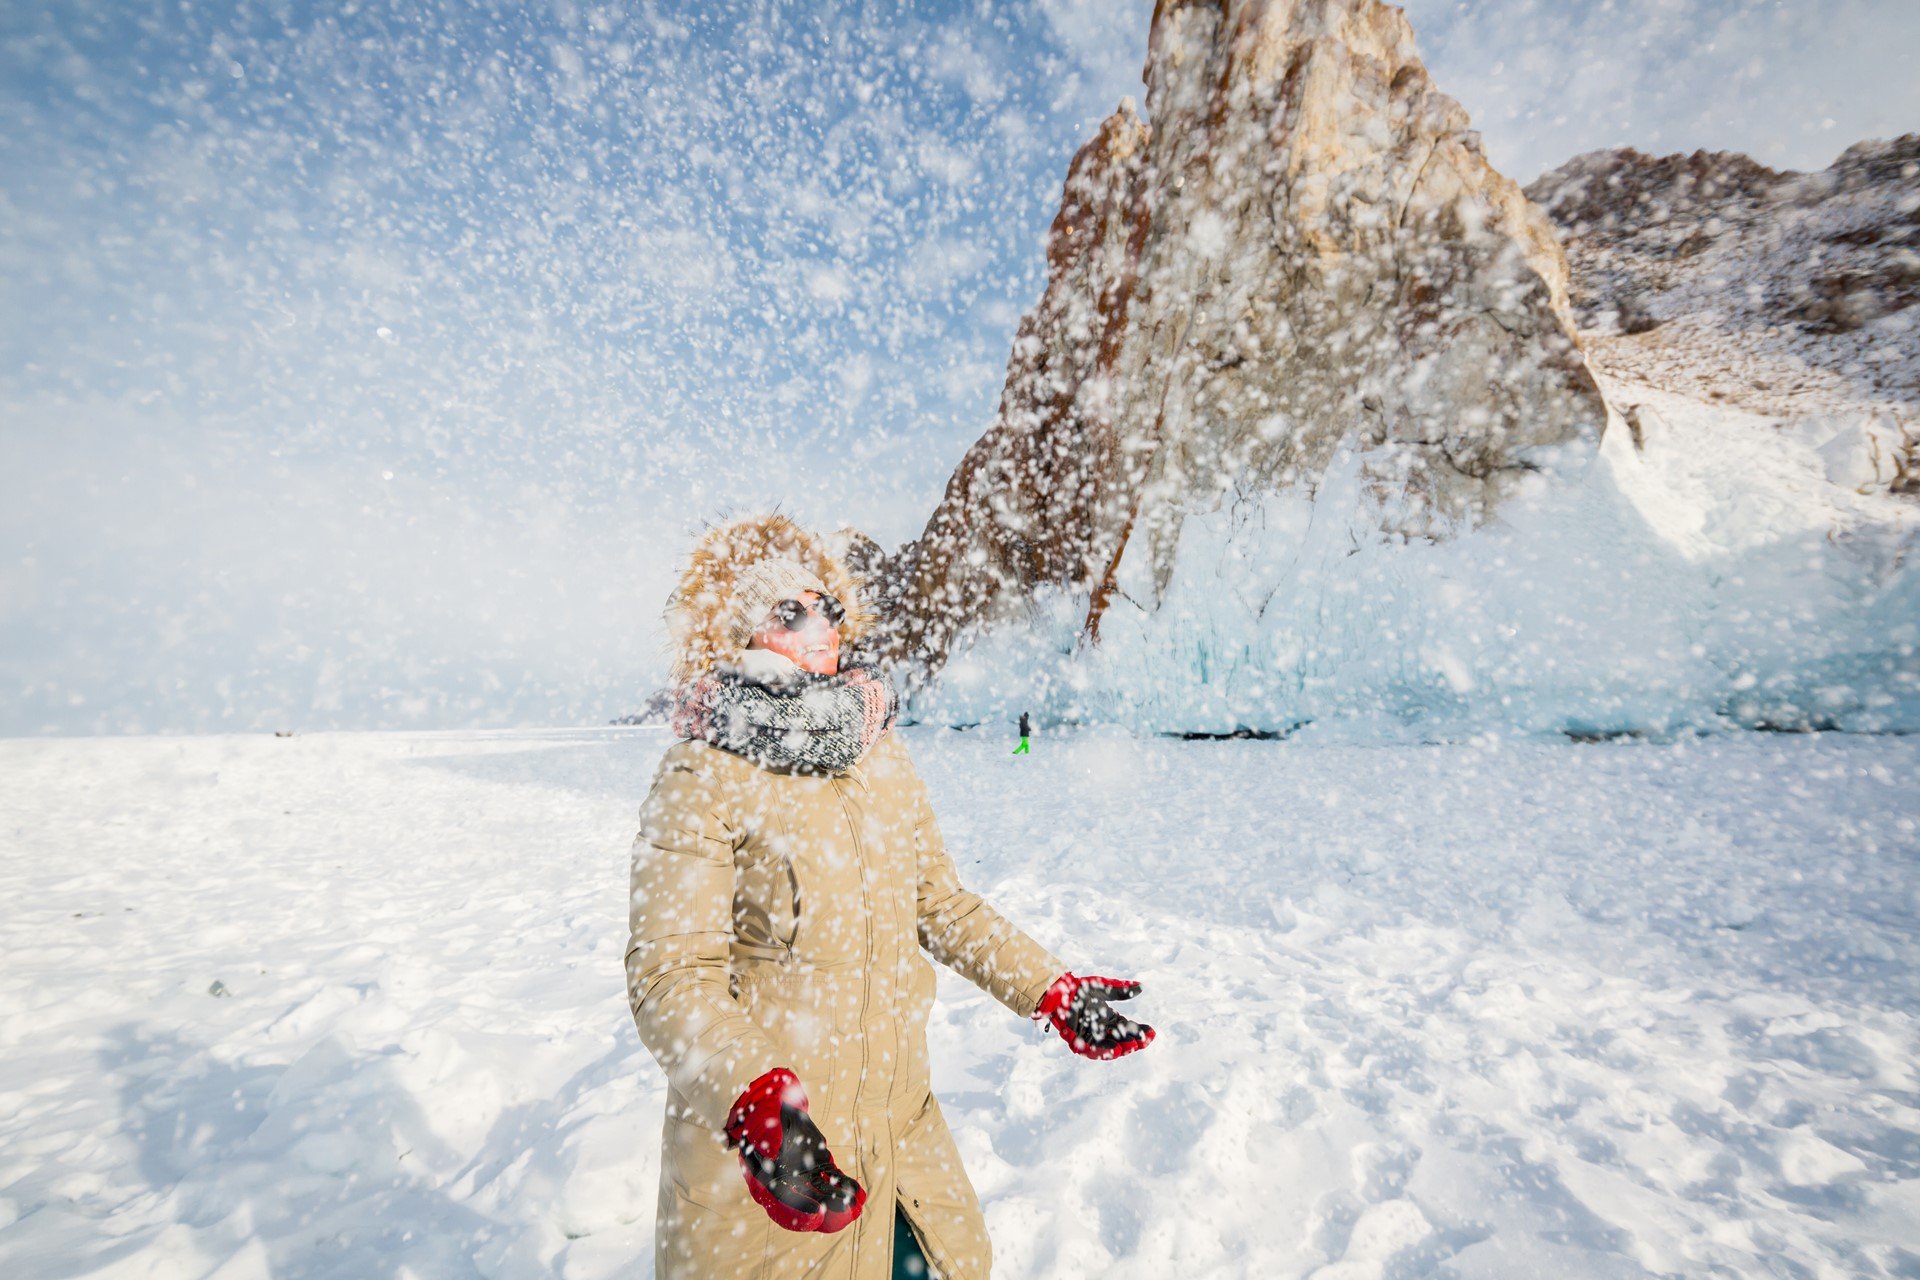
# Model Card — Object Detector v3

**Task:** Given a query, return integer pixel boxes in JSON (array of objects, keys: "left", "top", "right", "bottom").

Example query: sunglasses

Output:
[{"left": 769, "top": 594, "right": 845, "bottom": 631}]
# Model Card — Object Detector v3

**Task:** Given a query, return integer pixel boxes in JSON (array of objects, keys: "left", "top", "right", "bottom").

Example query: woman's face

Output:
[{"left": 747, "top": 589, "right": 841, "bottom": 675}]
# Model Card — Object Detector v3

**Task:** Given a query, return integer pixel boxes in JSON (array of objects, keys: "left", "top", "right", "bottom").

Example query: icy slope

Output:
[
  {"left": 2, "top": 727, "right": 1916, "bottom": 1277},
  {"left": 921, "top": 368, "right": 1918, "bottom": 737}
]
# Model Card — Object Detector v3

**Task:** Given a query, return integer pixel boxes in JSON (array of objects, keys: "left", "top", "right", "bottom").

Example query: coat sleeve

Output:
[
  {"left": 905, "top": 746, "right": 1067, "bottom": 1020},
  {"left": 626, "top": 746, "right": 786, "bottom": 1131}
]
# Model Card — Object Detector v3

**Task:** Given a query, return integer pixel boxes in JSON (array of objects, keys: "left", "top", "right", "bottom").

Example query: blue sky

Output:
[{"left": 2, "top": 0, "right": 1914, "bottom": 734}]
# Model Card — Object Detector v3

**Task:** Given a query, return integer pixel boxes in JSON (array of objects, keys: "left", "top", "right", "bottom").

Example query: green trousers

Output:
[{"left": 892, "top": 1203, "right": 931, "bottom": 1278}]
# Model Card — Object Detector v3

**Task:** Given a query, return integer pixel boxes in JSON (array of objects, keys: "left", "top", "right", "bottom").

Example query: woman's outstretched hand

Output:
[
  {"left": 1035, "top": 973, "right": 1155, "bottom": 1060},
  {"left": 725, "top": 1068, "right": 866, "bottom": 1233}
]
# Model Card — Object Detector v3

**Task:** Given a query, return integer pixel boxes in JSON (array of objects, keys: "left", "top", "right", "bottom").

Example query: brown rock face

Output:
[
  {"left": 1530, "top": 136, "right": 1920, "bottom": 417},
  {"left": 882, "top": 0, "right": 1605, "bottom": 687},
  {"left": 1525, "top": 147, "right": 1790, "bottom": 248},
  {"left": 886, "top": 108, "right": 1153, "bottom": 677}
]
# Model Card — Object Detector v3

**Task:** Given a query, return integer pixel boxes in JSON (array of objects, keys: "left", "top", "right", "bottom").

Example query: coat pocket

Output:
[
  {"left": 663, "top": 1114, "right": 739, "bottom": 1211},
  {"left": 731, "top": 829, "right": 800, "bottom": 960}
]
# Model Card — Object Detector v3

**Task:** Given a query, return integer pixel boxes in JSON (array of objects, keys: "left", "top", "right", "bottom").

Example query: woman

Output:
[{"left": 626, "top": 514, "right": 1153, "bottom": 1280}]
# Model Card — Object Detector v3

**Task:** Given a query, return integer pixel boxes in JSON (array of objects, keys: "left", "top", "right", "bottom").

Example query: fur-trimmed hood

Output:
[{"left": 663, "top": 513, "right": 873, "bottom": 683}]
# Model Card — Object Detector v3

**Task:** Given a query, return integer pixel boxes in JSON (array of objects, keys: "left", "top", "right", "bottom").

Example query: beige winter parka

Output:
[
  {"left": 629, "top": 732, "right": 1065, "bottom": 1279},
  {"left": 626, "top": 517, "right": 1067, "bottom": 1280}
]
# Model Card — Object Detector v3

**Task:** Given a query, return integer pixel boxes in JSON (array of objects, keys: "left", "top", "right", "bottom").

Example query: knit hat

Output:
[{"left": 724, "top": 558, "right": 832, "bottom": 651}]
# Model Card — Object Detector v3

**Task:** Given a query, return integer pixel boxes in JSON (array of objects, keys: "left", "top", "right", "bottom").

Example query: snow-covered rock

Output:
[
  {"left": 1527, "top": 136, "right": 1920, "bottom": 420},
  {"left": 884, "top": 0, "right": 1605, "bottom": 685},
  {"left": 1818, "top": 416, "right": 1916, "bottom": 495}
]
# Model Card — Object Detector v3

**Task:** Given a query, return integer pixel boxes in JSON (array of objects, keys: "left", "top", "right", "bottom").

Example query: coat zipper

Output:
[
  {"left": 833, "top": 774, "right": 878, "bottom": 1066},
  {"left": 830, "top": 771, "right": 879, "bottom": 1260}
]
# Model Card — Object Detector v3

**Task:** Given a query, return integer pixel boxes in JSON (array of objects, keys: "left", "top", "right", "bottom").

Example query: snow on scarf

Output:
[{"left": 669, "top": 661, "right": 897, "bottom": 775}]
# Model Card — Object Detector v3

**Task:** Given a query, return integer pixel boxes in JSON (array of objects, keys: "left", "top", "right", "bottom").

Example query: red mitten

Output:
[
  {"left": 724, "top": 1068, "right": 866, "bottom": 1233},
  {"left": 1035, "top": 973, "right": 1155, "bottom": 1060}
]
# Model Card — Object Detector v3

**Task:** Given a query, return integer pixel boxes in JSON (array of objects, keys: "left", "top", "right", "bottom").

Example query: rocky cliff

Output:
[
  {"left": 876, "top": 3, "right": 1917, "bottom": 737},
  {"left": 1529, "top": 137, "right": 1919, "bottom": 479},
  {"left": 883, "top": 0, "right": 1607, "bottom": 689}
]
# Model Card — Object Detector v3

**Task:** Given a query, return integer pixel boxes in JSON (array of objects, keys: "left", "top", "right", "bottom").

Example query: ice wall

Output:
[{"left": 914, "top": 389, "right": 1918, "bottom": 739}]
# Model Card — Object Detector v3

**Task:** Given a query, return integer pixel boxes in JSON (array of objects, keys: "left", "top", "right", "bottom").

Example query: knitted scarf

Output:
[{"left": 670, "top": 661, "right": 897, "bottom": 775}]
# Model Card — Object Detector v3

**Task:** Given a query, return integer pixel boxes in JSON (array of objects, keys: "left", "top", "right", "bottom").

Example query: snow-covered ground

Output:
[{"left": 2, "top": 726, "right": 1916, "bottom": 1278}]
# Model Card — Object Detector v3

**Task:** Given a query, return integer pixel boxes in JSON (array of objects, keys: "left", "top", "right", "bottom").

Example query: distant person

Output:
[
  {"left": 1013, "top": 711, "right": 1031, "bottom": 754},
  {"left": 626, "top": 513, "right": 1154, "bottom": 1279}
]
